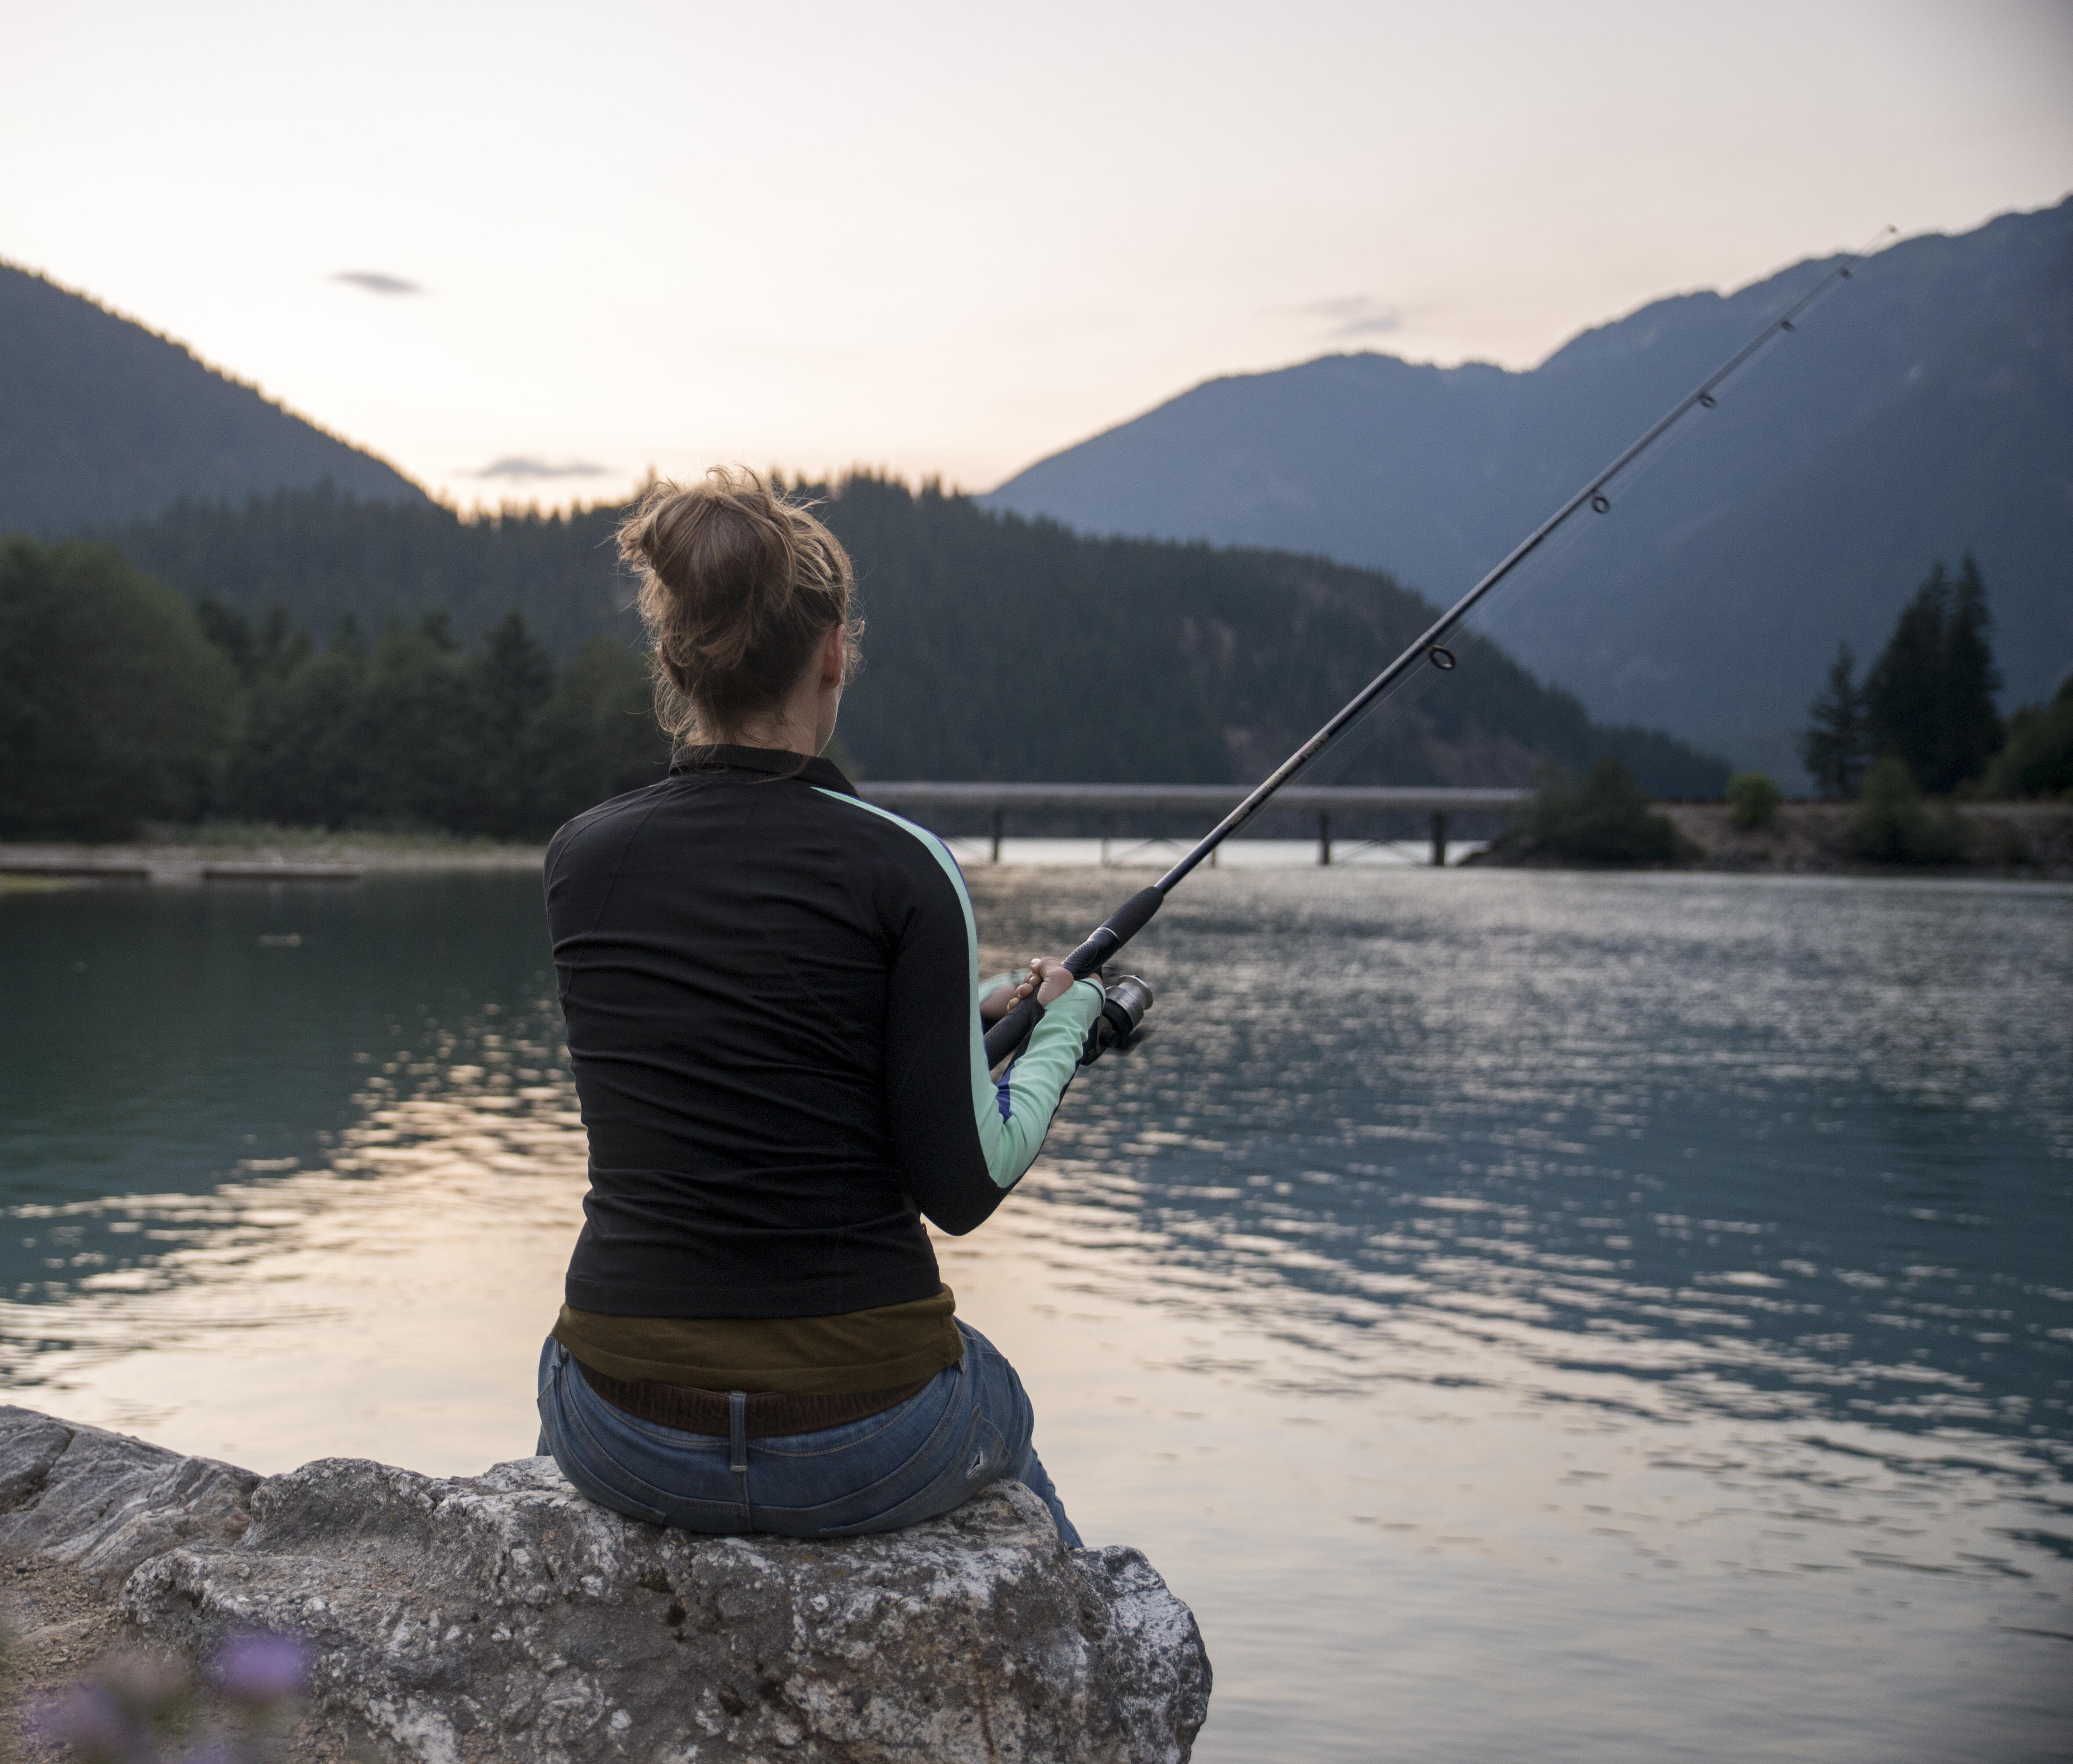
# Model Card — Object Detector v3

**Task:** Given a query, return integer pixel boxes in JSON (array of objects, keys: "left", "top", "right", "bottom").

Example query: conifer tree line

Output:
[
  {"left": 0, "top": 537, "right": 667, "bottom": 841},
  {"left": 1799, "top": 555, "right": 2071, "bottom": 802},
  {"left": 3, "top": 473, "right": 1739, "bottom": 843}
]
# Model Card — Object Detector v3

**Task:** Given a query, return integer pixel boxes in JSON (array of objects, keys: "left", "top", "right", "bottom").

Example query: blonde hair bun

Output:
[{"left": 618, "top": 468, "right": 860, "bottom": 744}]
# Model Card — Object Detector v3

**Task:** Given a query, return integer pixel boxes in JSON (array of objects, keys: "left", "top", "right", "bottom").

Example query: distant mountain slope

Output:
[
  {"left": 112, "top": 475, "right": 1729, "bottom": 795},
  {"left": 0, "top": 263, "right": 427, "bottom": 536},
  {"left": 987, "top": 199, "right": 2073, "bottom": 780}
]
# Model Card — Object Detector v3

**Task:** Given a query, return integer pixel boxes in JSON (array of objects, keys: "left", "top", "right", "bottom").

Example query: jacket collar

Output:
[{"left": 669, "top": 743, "right": 859, "bottom": 797}]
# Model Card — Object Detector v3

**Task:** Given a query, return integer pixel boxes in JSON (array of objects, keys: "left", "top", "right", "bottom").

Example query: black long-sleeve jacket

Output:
[{"left": 545, "top": 745, "right": 1101, "bottom": 1319}]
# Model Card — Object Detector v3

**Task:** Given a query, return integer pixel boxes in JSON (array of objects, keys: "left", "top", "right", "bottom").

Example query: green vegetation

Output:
[
  {"left": 0, "top": 536, "right": 667, "bottom": 841},
  {"left": 1979, "top": 676, "right": 2073, "bottom": 800},
  {"left": 1801, "top": 556, "right": 2004, "bottom": 801},
  {"left": 1725, "top": 771, "right": 1783, "bottom": 829},
  {"left": 108, "top": 474, "right": 1731, "bottom": 798},
  {"left": 1505, "top": 758, "right": 1681, "bottom": 865},
  {"left": 7, "top": 478, "right": 1738, "bottom": 843},
  {"left": 1797, "top": 643, "right": 1869, "bottom": 799},
  {"left": 1849, "top": 755, "right": 1968, "bottom": 864},
  {"left": 1795, "top": 554, "right": 2069, "bottom": 857},
  {"left": 204, "top": 602, "right": 667, "bottom": 839},
  {"left": 1861, "top": 556, "right": 2002, "bottom": 795},
  {"left": 0, "top": 538, "right": 238, "bottom": 839}
]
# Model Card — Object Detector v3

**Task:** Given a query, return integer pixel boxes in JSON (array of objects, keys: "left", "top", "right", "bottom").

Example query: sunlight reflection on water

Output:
[{"left": 0, "top": 868, "right": 2068, "bottom": 1762}]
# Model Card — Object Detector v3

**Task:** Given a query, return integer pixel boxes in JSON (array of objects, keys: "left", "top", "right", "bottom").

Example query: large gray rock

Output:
[{"left": 0, "top": 1406, "right": 1210, "bottom": 1762}]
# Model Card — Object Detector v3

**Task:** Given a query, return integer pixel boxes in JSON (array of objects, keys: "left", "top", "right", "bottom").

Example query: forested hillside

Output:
[
  {"left": 112, "top": 475, "right": 1729, "bottom": 794},
  {"left": 0, "top": 262, "right": 426, "bottom": 536},
  {"left": 987, "top": 198, "right": 2073, "bottom": 781},
  {"left": 0, "top": 536, "right": 661, "bottom": 842}
]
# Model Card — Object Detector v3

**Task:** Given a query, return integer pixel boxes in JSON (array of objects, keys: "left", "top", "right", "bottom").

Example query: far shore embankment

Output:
[
  {"left": 1468, "top": 800, "right": 2073, "bottom": 879},
  {"left": 0, "top": 829, "right": 549, "bottom": 884},
  {"left": 7, "top": 800, "right": 2073, "bottom": 886},
  {"left": 1661, "top": 800, "right": 2073, "bottom": 880}
]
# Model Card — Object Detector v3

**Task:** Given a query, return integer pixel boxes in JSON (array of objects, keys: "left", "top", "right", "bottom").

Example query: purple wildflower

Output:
[
  {"left": 209, "top": 1633, "right": 308, "bottom": 1706},
  {"left": 22, "top": 1681, "right": 151, "bottom": 1763}
]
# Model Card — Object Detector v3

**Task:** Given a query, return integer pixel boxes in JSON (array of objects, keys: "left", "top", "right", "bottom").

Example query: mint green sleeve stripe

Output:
[
  {"left": 816, "top": 789, "right": 1102, "bottom": 1191},
  {"left": 1001, "top": 978, "right": 1104, "bottom": 1176}
]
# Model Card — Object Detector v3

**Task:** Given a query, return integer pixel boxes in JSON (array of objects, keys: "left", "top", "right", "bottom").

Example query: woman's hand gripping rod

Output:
[{"left": 980, "top": 237, "right": 1885, "bottom": 1071}]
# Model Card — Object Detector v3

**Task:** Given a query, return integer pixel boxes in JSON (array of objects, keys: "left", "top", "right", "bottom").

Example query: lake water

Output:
[{"left": 2, "top": 866, "right": 2069, "bottom": 1762}]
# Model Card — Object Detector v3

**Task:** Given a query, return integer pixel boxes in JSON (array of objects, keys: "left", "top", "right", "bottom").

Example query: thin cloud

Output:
[
  {"left": 1304, "top": 296, "right": 1406, "bottom": 339},
  {"left": 333, "top": 270, "right": 421, "bottom": 295},
  {"left": 470, "top": 456, "right": 609, "bottom": 480}
]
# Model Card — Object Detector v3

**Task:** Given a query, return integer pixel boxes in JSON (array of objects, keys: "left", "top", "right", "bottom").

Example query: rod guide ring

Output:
[
  {"left": 1698, "top": 392, "right": 1717, "bottom": 409},
  {"left": 1590, "top": 493, "right": 1611, "bottom": 513},
  {"left": 1427, "top": 645, "right": 1457, "bottom": 671}
]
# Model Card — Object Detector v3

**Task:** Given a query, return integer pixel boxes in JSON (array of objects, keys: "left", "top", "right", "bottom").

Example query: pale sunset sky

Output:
[{"left": 3, "top": 0, "right": 2069, "bottom": 508}]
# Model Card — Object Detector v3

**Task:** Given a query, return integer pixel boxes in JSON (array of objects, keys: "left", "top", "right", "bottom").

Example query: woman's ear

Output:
[{"left": 820, "top": 625, "right": 845, "bottom": 688}]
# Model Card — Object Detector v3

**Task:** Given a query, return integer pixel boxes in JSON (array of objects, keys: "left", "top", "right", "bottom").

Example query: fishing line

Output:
[{"left": 986, "top": 228, "right": 1896, "bottom": 1068}]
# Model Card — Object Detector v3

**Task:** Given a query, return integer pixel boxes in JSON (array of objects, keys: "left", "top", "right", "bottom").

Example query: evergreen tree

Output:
[
  {"left": 356, "top": 621, "right": 480, "bottom": 829},
  {"left": 1939, "top": 553, "right": 2003, "bottom": 789},
  {"left": 1798, "top": 641, "right": 1868, "bottom": 799},
  {"left": 231, "top": 642, "right": 369, "bottom": 827},
  {"left": 0, "top": 539, "right": 238, "bottom": 838},
  {"left": 195, "top": 594, "right": 260, "bottom": 686},
  {"left": 470, "top": 611, "right": 560, "bottom": 836},
  {"left": 539, "top": 638, "right": 672, "bottom": 821},
  {"left": 1863, "top": 564, "right": 1950, "bottom": 788},
  {"left": 1861, "top": 558, "right": 2004, "bottom": 794}
]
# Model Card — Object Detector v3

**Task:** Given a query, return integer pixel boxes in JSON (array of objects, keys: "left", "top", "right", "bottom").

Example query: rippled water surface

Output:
[{"left": 2, "top": 868, "right": 2069, "bottom": 1762}]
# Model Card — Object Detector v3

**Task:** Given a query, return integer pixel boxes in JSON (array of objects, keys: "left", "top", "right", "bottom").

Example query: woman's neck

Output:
[{"left": 708, "top": 712, "right": 817, "bottom": 755}]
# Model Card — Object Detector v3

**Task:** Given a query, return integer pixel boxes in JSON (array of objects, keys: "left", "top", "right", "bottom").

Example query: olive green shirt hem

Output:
[{"left": 552, "top": 1285, "right": 964, "bottom": 1396}]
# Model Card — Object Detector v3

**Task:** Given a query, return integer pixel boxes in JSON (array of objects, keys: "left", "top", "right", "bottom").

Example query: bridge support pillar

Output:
[
  {"left": 1318, "top": 813, "right": 1332, "bottom": 866},
  {"left": 1430, "top": 813, "right": 1448, "bottom": 867},
  {"left": 991, "top": 808, "right": 1004, "bottom": 864}
]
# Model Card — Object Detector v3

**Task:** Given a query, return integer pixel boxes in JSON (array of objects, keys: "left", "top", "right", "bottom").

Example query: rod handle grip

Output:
[
  {"left": 1064, "top": 886, "right": 1164, "bottom": 978},
  {"left": 983, "top": 995, "right": 1045, "bottom": 1068}
]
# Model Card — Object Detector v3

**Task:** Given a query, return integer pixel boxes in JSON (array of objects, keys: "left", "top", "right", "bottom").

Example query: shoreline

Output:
[
  {"left": 0, "top": 831, "right": 549, "bottom": 882},
  {"left": 6, "top": 799, "right": 2072, "bottom": 885},
  {"left": 1664, "top": 800, "right": 2073, "bottom": 880},
  {"left": 1468, "top": 800, "right": 2073, "bottom": 881}
]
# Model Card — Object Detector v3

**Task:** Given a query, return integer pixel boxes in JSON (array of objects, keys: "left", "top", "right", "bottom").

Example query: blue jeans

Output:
[{"left": 535, "top": 1319, "right": 1082, "bottom": 1546}]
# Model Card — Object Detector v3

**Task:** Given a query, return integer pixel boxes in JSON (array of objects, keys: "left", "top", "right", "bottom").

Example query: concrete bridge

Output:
[{"left": 856, "top": 782, "right": 1528, "bottom": 867}]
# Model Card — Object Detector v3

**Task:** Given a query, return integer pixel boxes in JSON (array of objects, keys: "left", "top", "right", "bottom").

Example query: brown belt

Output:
[{"left": 574, "top": 1358, "right": 927, "bottom": 1438}]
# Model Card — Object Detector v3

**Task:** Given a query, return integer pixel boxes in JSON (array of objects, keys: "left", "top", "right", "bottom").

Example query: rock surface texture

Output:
[{"left": 0, "top": 1406, "right": 1209, "bottom": 1763}]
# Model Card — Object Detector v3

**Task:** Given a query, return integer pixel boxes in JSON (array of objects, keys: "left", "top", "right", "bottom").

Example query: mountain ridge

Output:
[
  {"left": 986, "top": 199, "right": 2073, "bottom": 781},
  {"left": 0, "top": 260, "right": 429, "bottom": 536}
]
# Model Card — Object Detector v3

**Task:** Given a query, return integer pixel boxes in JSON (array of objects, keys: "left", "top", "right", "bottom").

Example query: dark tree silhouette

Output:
[
  {"left": 1980, "top": 675, "right": 2073, "bottom": 799},
  {"left": 0, "top": 539, "right": 238, "bottom": 838},
  {"left": 1798, "top": 642, "right": 1869, "bottom": 800},
  {"left": 1862, "top": 558, "right": 2004, "bottom": 794},
  {"left": 1939, "top": 554, "right": 2004, "bottom": 789}
]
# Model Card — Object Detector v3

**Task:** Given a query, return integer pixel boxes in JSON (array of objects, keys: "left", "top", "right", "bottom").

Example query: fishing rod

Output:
[{"left": 988, "top": 233, "right": 1893, "bottom": 1070}]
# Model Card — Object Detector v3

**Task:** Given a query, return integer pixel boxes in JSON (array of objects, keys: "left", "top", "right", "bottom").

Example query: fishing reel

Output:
[{"left": 1080, "top": 973, "right": 1154, "bottom": 1066}]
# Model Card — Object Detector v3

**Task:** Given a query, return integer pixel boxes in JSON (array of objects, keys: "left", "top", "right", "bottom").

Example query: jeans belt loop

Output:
[{"left": 728, "top": 1389, "right": 751, "bottom": 1529}]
